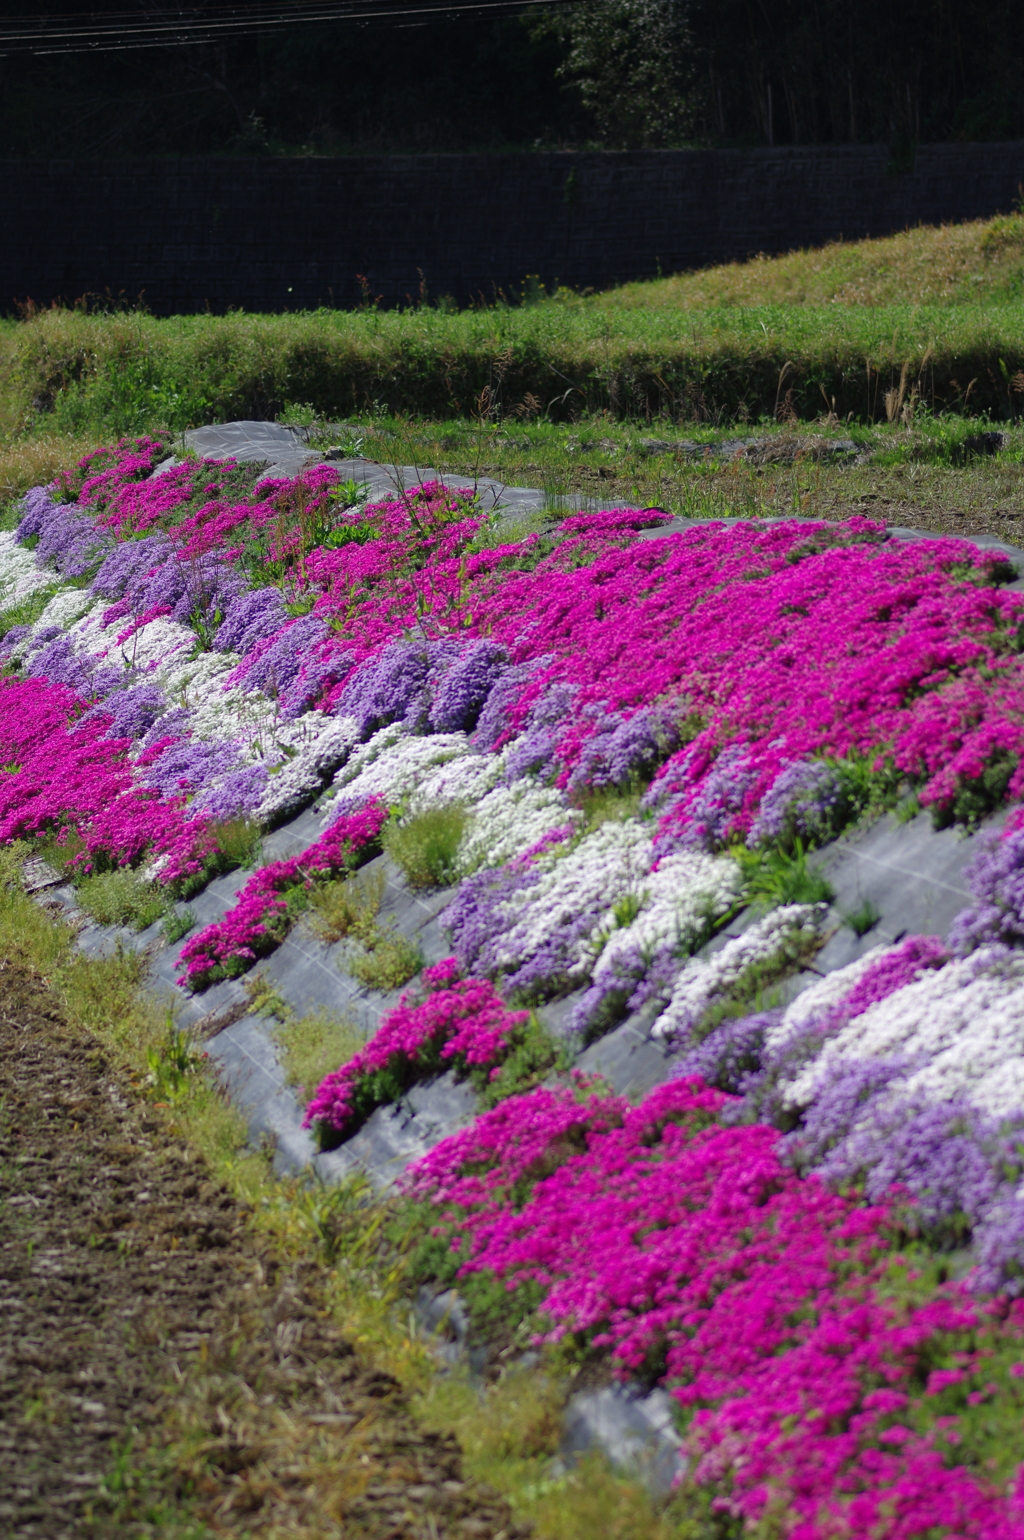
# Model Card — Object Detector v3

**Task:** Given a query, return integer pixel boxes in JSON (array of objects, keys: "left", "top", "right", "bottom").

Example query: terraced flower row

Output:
[{"left": 6, "top": 433, "right": 1024, "bottom": 1532}]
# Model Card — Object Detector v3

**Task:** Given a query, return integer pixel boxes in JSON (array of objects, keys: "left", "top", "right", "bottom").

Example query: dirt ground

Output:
[{"left": 0, "top": 955, "right": 526, "bottom": 1540}]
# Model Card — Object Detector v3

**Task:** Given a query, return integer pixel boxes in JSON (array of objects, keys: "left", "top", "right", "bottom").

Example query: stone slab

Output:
[
  {"left": 313, "top": 1071, "right": 478, "bottom": 1189},
  {"left": 561, "top": 1384, "right": 686, "bottom": 1498}
]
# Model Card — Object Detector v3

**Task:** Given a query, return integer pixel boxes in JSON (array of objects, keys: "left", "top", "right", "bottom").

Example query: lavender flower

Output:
[
  {"left": 214, "top": 588, "right": 288, "bottom": 655},
  {"left": 194, "top": 764, "right": 269, "bottom": 821},
  {"left": 674, "top": 743, "right": 760, "bottom": 851},
  {"left": 79, "top": 682, "right": 166, "bottom": 740},
  {"left": 671, "top": 1009, "right": 782, "bottom": 1094},
  {"left": 441, "top": 862, "right": 542, "bottom": 976},
  {"left": 949, "top": 827, "right": 1024, "bottom": 954},
  {"left": 567, "top": 705, "right": 681, "bottom": 793},
  {"left": 747, "top": 758, "right": 845, "bottom": 847},
  {"left": 231, "top": 614, "right": 333, "bottom": 716},
  {"left": 500, "top": 682, "right": 577, "bottom": 783},
  {"left": 33, "top": 502, "right": 114, "bottom": 578},
  {"left": 334, "top": 638, "right": 459, "bottom": 738},
  {"left": 28, "top": 634, "right": 121, "bottom": 699},
  {"left": 140, "top": 737, "right": 244, "bottom": 799},
  {"left": 140, "top": 706, "right": 190, "bottom": 752},
  {"left": 91, "top": 534, "right": 173, "bottom": 600},
  {"left": 15, "top": 486, "right": 61, "bottom": 542},
  {"left": 428, "top": 640, "right": 509, "bottom": 733},
  {"left": 974, "top": 1195, "right": 1024, "bottom": 1296},
  {"left": 472, "top": 660, "right": 536, "bottom": 750}
]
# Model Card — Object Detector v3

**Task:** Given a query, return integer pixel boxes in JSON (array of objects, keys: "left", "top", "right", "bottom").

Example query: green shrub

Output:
[
  {"left": 274, "top": 1007, "right": 364, "bottom": 1100},
  {"left": 76, "top": 867, "right": 169, "bottom": 930},
  {"left": 383, "top": 805, "right": 467, "bottom": 889},
  {"left": 309, "top": 864, "right": 385, "bottom": 943},
  {"left": 347, "top": 929, "right": 424, "bottom": 992},
  {"left": 843, "top": 898, "right": 881, "bottom": 937},
  {"left": 733, "top": 839, "right": 835, "bottom": 910},
  {"left": 161, "top": 906, "right": 196, "bottom": 945}
]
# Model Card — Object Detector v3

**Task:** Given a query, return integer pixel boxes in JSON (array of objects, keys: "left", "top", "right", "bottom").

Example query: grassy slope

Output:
[
  {"left": 605, "top": 212, "right": 1024, "bottom": 308},
  {"left": 2, "top": 215, "right": 1024, "bottom": 435}
]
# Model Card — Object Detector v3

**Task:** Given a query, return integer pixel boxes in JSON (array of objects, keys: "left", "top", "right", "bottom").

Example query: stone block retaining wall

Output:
[{"left": 2, "top": 142, "right": 1024, "bottom": 313}]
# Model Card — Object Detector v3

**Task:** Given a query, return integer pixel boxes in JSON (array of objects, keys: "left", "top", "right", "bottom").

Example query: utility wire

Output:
[{"left": 0, "top": 0, "right": 567, "bottom": 55}]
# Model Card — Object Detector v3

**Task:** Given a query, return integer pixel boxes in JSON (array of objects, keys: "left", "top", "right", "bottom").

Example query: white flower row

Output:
[
  {"left": 0, "top": 532, "right": 57, "bottom": 611},
  {"left": 8, "top": 586, "right": 97, "bottom": 655},
  {"left": 779, "top": 944, "right": 1024, "bottom": 1121},
  {"left": 487, "top": 818, "right": 657, "bottom": 979},
  {"left": 321, "top": 725, "right": 473, "bottom": 817},
  {"left": 408, "top": 750, "right": 508, "bottom": 817},
  {"left": 258, "top": 715, "right": 360, "bottom": 824},
  {"left": 584, "top": 848, "right": 744, "bottom": 985},
  {"left": 765, "top": 945, "right": 892, "bottom": 1051},
  {"left": 651, "top": 903, "right": 828, "bottom": 1043},
  {"left": 457, "top": 781, "right": 579, "bottom": 872}
]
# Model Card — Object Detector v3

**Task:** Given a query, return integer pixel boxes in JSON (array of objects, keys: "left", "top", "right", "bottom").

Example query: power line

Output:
[{"left": 0, "top": 0, "right": 566, "bottom": 55}]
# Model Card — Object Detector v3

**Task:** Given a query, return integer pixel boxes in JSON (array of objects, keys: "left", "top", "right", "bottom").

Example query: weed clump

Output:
[{"left": 383, "top": 805, "right": 467, "bottom": 890}]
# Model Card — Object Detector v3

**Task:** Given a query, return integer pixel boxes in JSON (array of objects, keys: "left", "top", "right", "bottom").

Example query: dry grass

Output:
[
  {"left": 604, "top": 213, "right": 1024, "bottom": 309},
  {"left": 0, "top": 431, "right": 95, "bottom": 516}
]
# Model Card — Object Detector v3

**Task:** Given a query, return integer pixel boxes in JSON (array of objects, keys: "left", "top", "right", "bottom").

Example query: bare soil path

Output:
[{"left": 0, "top": 956, "right": 525, "bottom": 1540}]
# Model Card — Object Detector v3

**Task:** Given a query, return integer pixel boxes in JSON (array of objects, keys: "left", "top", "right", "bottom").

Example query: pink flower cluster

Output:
[
  {"left": 36, "top": 434, "right": 1024, "bottom": 839},
  {"left": 408, "top": 1077, "right": 1024, "bottom": 1538},
  {"left": 55, "top": 433, "right": 172, "bottom": 511},
  {"left": 0, "top": 676, "right": 213, "bottom": 882},
  {"left": 303, "top": 960, "right": 529, "bottom": 1144},
  {"left": 176, "top": 800, "right": 387, "bottom": 988}
]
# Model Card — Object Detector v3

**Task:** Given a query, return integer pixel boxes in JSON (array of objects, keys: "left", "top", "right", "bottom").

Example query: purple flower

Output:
[
  {"left": 670, "top": 1009, "right": 782, "bottom": 1093},
  {"left": 567, "top": 705, "right": 681, "bottom": 793},
  {"left": 949, "top": 827, "right": 1024, "bottom": 954},
  {"left": 91, "top": 534, "right": 173, "bottom": 600},
  {"left": 748, "top": 759, "right": 845, "bottom": 847},
  {"left": 974, "top": 1195, "right": 1024, "bottom": 1296},
  {"left": 16, "top": 486, "right": 62, "bottom": 542},
  {"left": 140, "top": 737, "right": 244, "bottom": 799},
  {"left": 569, "top": 937, "right": 683, "bottom": 1041},
  {"left": 472, "top": 660, "right": 546, "bottom": 753},
  {"left": 214, "top": 588, "right": 289, "bottom": 655},
  {"left": 79, "top": 682, "right": 166, "bottom": 740},
  {"left": 230, "top": 614, "right": 334, "bottom": 717},
  {"left": 193, "top": 764, "right": 269, "bottom": 820},
  {"left": 334, "top": 638, "right": 459, "bottom": 739},
  {"left": 32, "top": 502, "right": 114, "bottom": 578},
  {"left": 28, "top": 634, "right": 122, "bottom": 699},
  {"left": 500, "top": 681, "right": 577, "bottom": 783},
  {"left": 665, "top": 743, "right": 761, "bottom": 852},
  {"left": 442, "top": 861, "right": 541, "bottom": 977},
  {"left": 428, "top": 640, "right": 509, "bottom": 733},
  {"left": 0, "top": 623, "right": 34, "bottom": 654}
]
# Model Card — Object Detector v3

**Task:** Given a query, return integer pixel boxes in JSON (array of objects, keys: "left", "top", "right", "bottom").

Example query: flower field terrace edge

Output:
[{"left": 11, "top": 434, "right": 1024, "bottom": 1532}]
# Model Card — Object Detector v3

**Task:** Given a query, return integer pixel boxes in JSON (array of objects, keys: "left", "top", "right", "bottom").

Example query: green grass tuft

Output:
[{"left": 383, "top": 805, "right": 468, "bottom": 890}]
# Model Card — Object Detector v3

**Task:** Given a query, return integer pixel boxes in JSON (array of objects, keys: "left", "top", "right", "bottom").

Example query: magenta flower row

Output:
[
  {"left": 176, "top": 799, "right": 388, "bottom": 987},
  {"left": 303, "top": 958, "right": 528, "bottom": 1143},
  {"left": 406, "top": 1077, "right": 1024, "bottom": 1537}
]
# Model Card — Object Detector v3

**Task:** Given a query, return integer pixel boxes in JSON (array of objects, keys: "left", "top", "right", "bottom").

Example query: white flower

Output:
[
  {"left": 586, "top": 849, "right": 743, "bottom": 984},
  {"left": 457, "top": 780, "right": 578, "bottom": 871},
  {"left": 256, "top": 716, "right": 360, "bottom": 824},
  {"left": 488, "top": 818, "right": 656, "bottom": 978},
  {"left": 26, "top": 586, "right": 98, "bottom": 639},
  {"left": 321, "top": 727, "right": 472, "bottom": 816},
  {"left": 0, "top": 532, "right": 57, "bottom": 610},
  {"left": 408, "top": 751, "right": 507, "bottom": 816},
  {"left": 764, "top": 944, "right": 893, "bottom": 1054},
  {"left": 781, "top": 945, "right": 1024, "bottom": 1119},
  {"left": 651, "top": 904, "right": 828, "bottom": 1043}
]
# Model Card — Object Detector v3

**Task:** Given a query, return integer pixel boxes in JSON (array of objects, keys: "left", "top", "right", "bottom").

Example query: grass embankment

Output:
[
  {"left": 1, "top": 214, "right": 1024, "bottom": 443},
  {"left": 0, "top": 848, "right": 693, "bottom": 1540},
  {"left": 606, "top": 210, "right": 1024, "bottom": 309}
]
